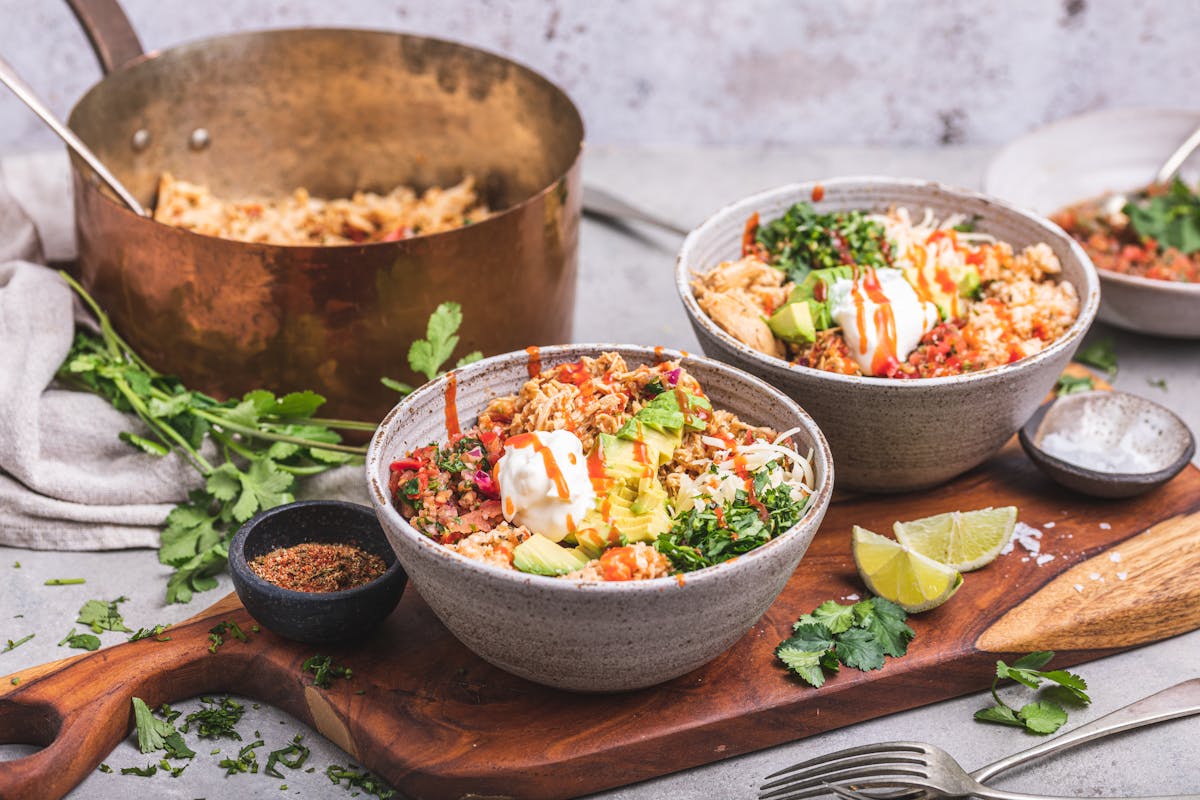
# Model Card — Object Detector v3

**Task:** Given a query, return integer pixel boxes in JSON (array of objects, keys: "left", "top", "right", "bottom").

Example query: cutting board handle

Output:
[{"left": 0, "top": 594, "right": 255, "bottom": 800}]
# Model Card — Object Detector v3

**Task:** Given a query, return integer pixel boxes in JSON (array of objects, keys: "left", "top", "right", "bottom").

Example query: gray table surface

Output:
[{"left": 1, "top": 145, "right": 1198, "bottom": 799}]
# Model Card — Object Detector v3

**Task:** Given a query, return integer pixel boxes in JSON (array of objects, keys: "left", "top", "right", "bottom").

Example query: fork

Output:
[
  {"left": 759, "top": 677, "right": 1200, "bottom": 800},
  {"left": 761, "top": 740, "right": 1199, "bottom": 800}
]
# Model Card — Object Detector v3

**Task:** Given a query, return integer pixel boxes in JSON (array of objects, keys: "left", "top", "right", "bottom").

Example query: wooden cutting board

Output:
[{"left": 4, "top": 442, "right": 1200, "bottom": 800}]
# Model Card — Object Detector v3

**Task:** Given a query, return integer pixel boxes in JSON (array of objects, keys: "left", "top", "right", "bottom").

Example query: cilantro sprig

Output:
[
  {"left": 776, "top": 597, "right": 915, "bottom": 687},
  {"left": 1054, "top": 374, "right": 1095, "bottom": 396},
  {"left": 382, "top": 302, "right": 482, "bottom": 393},
  {"left": 974, "top": 651, "right": 1090, "bottom": 735},
  {"left": 57, "top": 273, "right": 473, "bottom": 603},
  {"left": 755, "top": 202, "right": 893, "bottom": 283}
]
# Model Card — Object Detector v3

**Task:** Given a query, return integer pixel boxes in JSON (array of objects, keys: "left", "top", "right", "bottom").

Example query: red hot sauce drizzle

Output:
[
  {"left": 443, "top": 371, "right": 460, "bottom": 437},
  {"left": 525, "top": 346, "right": 542, "bottom": 379}
]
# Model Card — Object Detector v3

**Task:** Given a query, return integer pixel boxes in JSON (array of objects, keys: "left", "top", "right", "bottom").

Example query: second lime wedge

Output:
[{"left": 892, "top": 506, "right": 1017, "bottom": 572}]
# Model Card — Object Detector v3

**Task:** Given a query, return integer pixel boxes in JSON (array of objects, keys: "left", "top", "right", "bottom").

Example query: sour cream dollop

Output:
[
  {"left": 828, "top": 268, "right": 939, "bottom": 376},
  {"left": 496, "top": 430, "right": 595, "bottom": 543}
]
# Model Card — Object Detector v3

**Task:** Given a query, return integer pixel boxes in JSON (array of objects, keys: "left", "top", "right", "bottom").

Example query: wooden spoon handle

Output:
[{"left": 0, "top": 595, "right": 254, "bottom": 800}]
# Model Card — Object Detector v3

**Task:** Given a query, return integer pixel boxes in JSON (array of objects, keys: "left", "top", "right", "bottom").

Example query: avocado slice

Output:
[
  {"left": 599, "top": 433, "right": 655, "bottom": 482},
  {"left": 788, "top": 266, "right": 855, "bottom": 303},
  {"left": 767, "top": 301, "right": 817, "bottom": 344},
  {"left": 631, "top": 476, "right": 668, "bottom": 515},
  {"left": 512, "top": 533, "right": 591, "bottom": 576}
]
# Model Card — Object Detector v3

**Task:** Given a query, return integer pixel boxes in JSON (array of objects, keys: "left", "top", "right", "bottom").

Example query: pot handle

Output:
[{"left": 65, "top": 0, "right": 145, "bottom": 75}]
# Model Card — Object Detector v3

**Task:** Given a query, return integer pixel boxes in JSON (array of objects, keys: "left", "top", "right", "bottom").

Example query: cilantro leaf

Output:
[
  {"left": 1017, "top": 700, "right": 1068, "bottom": 734},
  {"left": 1036, "top": 669, "right": 1090, "bottom": 703},
  {"left": 973, "top": 704, "right": 1023, "bottom": 727},
  {"left": 780, "top": 623, "right": 835, "bottom": 654},
  {"left": 809, "top": 600, "right": 857, "bottom": 634},
  {"left": 77, "top": 597, "right": 132, "bottom": 633},
  {"left": 776, "top": 646, "right": 827, "bottom": 688},
  {"left": 58, "top": 629, "right": 101, "bottom": 651},
  {"left": 1011, "top": 651, "right": 1055, "bottom": 670},
  {"left": 833, "top": 627, "right": 886, "bottom": 672},
  {"left": 132, "top": 697, "right": 195, "bottom": 759},
  {"left": 853, "top": 598, "right": 914, "bottom": 658},
  {"left": 409, "top": 302, "right": 465, "bottom": 380}
]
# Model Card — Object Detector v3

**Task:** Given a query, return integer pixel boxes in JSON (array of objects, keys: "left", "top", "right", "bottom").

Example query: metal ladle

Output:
[
  {"left": 0, "top": 53, "right": 147, "bottom": 216},
  {"left": 1102, "top": 121, "right": 1200, "bottom": 215}
]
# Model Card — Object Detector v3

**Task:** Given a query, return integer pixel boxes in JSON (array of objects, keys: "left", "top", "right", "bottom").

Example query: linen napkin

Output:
[{"left": 0, "top": 153, "right": 365, "bottom": 551}]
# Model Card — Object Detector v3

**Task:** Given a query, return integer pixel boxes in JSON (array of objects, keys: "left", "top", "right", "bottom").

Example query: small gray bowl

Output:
[
  {"left": 366, "top": 344, "right": 833, "bottom": 692},
  {"left": 229, "top": 500, "right": 407, "bottom": 643},
  {"left": 1019, "top": 391, "right": 1196, "bottom": 498},
  {"left": 676, "top": 177, "right": 1101, "bottom": 492}
]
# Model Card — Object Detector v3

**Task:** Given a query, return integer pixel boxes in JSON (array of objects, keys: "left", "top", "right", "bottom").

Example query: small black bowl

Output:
[
  {"left": 1019, "top": 390, "right": 1196, "bottom": 499},
  {"left": 229, "top": 500, "right": 407, "bottom": 643}
]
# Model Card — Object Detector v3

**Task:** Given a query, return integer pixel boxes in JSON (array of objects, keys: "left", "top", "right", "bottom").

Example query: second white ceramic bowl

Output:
[{"left": 676, "top": 177, "right": 1100, "bottom": 493}]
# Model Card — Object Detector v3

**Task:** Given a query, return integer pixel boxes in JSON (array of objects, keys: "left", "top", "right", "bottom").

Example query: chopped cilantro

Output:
[
  {"left": 265, "top": 734, "right": 311, "bottom": 778},
  {"left": 128, "top": 624, "right": 172, "bottom": 642},
  {"left": 656, "top": 463, "right": 807, "bottom": 571},
  {"left": 755, "top": 202, "right": 893, "bottom": 283},
  {"left": 974, "top": 651, "right": 1090, "bottom": 735},
  {"left": 43, "top": 578, "right": 86, "bottom": 586},
  {"left": 303, "top": 654, "right": 353, "bottom": 689},
  {"left": 97, "top": 763, "right": 112, "bottom": 773},
  {"left": 182, "top": 695, "right": 245, "bottom": 740},
  {"left": 120, "top": 764, "right": 158, "bottom": 777},
  {"left": 326, "top": 764, "right": 396, "bottom": 799},
  {"left": 1148, "top": 377, "right": 1168, "bottom": 391},
  {"left": 208, "top": 619, "right": 249, "bottom": 653},
  {"left": 219, "top": 739, "right": 264, "bottom": 775},
  {"left": 777, "top": 597, "right": 914, "bottom": 687},
  {"left": 2, "top": 634, "right": 34, "bottom": 652}
]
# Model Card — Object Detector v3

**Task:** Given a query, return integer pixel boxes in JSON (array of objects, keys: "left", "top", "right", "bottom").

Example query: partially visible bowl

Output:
[
  {"left": 1019, "top": 390, "right": 1196, "bottom": 499},
  {"left": 984, "top": 107, "right": 1200, "bottom": 338},
  {"left": 229, "top": 500, "right": 407, "bottom": 643},
  {"left": 676, "top": 177, "right": 1100, "bottom": 493},
  {"left": 366, "top": 344, "right": 833, "bottom": 692}
]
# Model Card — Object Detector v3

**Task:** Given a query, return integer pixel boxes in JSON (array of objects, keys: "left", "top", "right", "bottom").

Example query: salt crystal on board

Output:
[
  {"left": 1035, "top": 554, "right": 1055, "bottom": 566},
  {"left": 844, "top": 593, "right": 860, "bottom": 601},
  {"left": 1099, "top": 522, "right": 1111, "bottom": 530},
  {"left": 1089, "top": 572, "right": 1102, "bottom": 581},
  {"left": 1117, "top": 572, "right": 1128, "bottom": 581},
  {"left": 1001, "top": 522, "right": 1043, "bottom": 556},
  {"left": 1110, "top": 551, "right": 1122, "bottom": 563},
  {"left": 1043, "top": 521, "right": 1056, "bottom": 529},
  {"left": 1074, "top": 584, "right": 1084, "bottom": 593}
]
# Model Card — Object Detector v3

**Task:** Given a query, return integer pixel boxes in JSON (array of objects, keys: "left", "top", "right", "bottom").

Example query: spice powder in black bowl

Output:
[{"left": 248, "top": 542, "right": 387, "bottom": 592}]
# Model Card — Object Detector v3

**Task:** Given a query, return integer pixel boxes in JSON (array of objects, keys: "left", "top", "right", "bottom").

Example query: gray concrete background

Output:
[{"left": 1, "top": 0, "right": 1200, "bottom": 153}]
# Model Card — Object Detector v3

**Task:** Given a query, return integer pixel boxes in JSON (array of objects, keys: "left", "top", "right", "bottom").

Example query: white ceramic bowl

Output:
[
  {"left": 367, "top": 344, "right": 833, "bottom": 692},
  {"left": 676, "top": 177, "right": 1100, "bottom": 493},
  {"left": 985, "top": 107, "right": 1200, "bottom": 338}
]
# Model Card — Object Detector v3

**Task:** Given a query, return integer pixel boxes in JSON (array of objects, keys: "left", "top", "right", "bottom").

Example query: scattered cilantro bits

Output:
[
  {"left": 219, "top": 739, "right": 265, "bottom": 775},
  {"left": 2, "top": 633, "right": 34, "bottom": 653},
  {"left": 974, "top": 651, "right": 1090, "bottom": 735},
  {"left": 208, "top": 619, "right": 251, "bottom": 653},
  {"left": 303, "top": 654, "right": 354, "bottom": 688},
  {"left": 265, "top": 734, "right": 311, "bottom": 779},
  {"left": 326, "top": 764, "right": 396, "bottom": 799},
  {"left": 776, "top": 597, "right": 914, "bottom": 687},
  {"left": 1054, "top": 373, "right": 1094, "bottom": 396},
  {"left": 182, "top": 695, "right": 246, "bottom": 740},
  {"left": 58, "top": 628, "right": 102, "bottom": 651}
]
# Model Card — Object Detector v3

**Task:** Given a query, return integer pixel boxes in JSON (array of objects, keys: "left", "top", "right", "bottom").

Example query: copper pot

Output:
[{"left": 64, "top": 0, "right": 583, "bottom": 422}]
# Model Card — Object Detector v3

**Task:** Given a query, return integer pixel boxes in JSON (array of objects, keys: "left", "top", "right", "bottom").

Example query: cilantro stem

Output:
[
  {"left": 289, "top": 417, "right": 378, "bottom": 432},
  {"left": 58, "top": 271, "right": 157, "bottom": 375},
  {"left": 273, "top": 463, "right": 337, "bottom": 476},
  {"left": 190, "top": 409, "right": 367, "bottom": 455},
  {"left": 112, "top": 376, "right": 214, "bottom": 474}
]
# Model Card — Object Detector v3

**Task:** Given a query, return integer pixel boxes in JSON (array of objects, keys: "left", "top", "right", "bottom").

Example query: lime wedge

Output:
[
  {"left": 893, "top": 506, "right": 1017, "bottom": 572},
  {"left": 852, "top": 525, "right": 963, "bottom": 613}
]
